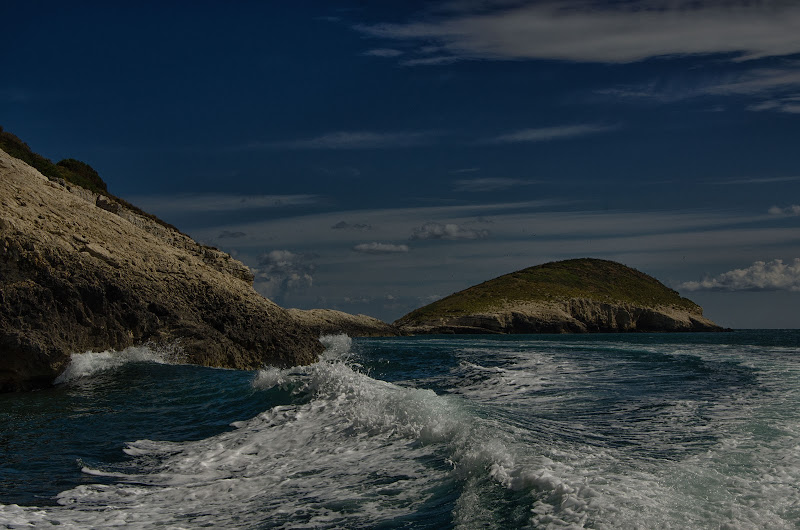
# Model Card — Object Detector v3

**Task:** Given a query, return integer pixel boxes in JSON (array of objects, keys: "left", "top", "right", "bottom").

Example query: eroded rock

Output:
[{"left": 0, "top": 148, "right": 323, "bottom": 392}]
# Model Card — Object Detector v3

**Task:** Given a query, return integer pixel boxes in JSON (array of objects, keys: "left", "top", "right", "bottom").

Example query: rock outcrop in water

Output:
[
  {"left": 287, "top": 308, "right": 401, "bottom": 337},
  {"left": 395, "top": 258, "right": 723, "bottom": 335},
  {"left": 0, "top": 147, "right": 324, "bottom": 392}
]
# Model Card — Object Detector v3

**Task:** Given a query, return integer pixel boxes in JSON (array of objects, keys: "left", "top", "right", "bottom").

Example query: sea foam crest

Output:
[
  {"left": 8, "top": 334, "right": 590, "bottom": 528},
  {"left": 251, "top": 334, "right": 353, "bottom": 391},
  {"left": 319, "top": 333, "right": 354, "bottom": 361},
  {"left": 54, "top": 344, "right": 178, "bottom": 384},
  {"left": 254, "top": 333, "right": 466, "bottom": 441}
]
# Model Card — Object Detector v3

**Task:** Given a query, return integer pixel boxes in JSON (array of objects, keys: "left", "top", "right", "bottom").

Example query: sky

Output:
[{"left": 2, "top": 0, "right": 800, "bottom": 328}]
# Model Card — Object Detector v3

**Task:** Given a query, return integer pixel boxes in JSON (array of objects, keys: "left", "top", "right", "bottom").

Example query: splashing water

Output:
[{"left": 1, "top": 331, "right": 799, "bottom": 528}]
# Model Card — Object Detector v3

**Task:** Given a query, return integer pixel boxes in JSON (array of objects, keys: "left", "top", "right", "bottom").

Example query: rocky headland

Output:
[
  {"left": 287, "top": 308, "right": 401, "bottom": 337},
  {"left": 395, "top": 258, "right": 723, "bottom": 335},
  {"left": 0, "top": 146, "right": 324, "bottom": 392}
]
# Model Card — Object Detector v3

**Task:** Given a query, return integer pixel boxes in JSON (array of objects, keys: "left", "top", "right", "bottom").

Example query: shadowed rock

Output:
[{"left": 0, "top": 148, "right": 323, "bottom": 392}]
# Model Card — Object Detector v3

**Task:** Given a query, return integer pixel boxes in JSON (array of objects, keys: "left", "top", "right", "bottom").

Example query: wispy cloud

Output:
[
  {"left": 363, "top": 48, "right": 404, "bottom": 58},
  {"left": 367, "top": 2, "right": 800, "bottom": 115},
  {"left": 705, "top": 67, "right": 800, "bottom": 96},
  {"left": 359, "top": 2, "right": 800, "bottom": 65},
  {"left": 454, "top": 177, "right": 535, "bottom": 192},
  {"left": 768, "top": 205, "right": 800, "bottom": 217},
  {"left": 332, "top": 221, "right": 373, "bottom": 231},
  {"left": 128, "top": 193, "right": 319, "bottom": 214},
  {"left": 353, "top": 242, "right": 410, "bottom": 254},
  {"left": 706, "top": 66, "right": 800, "bottom": 114},
  {"left": 259, "top": 131, "right": 437, "bottom": 150},
  {"left": 748, "top": 96, "right": 800, "bottom": 114},
  {"left": 483, "top": 124, "right": 617, "bottom": 144},
  {"left": 602, "top": 65, "right": 800, "bottom": 112},
  {"left": 723, "top": 176, "right": 800, "bottom": 185},
  {"left": 680, "top": 258, "right": 800, "bottom": 292},
  {"left": 411, "top": 221, "right": 489, "bottom": 240}
]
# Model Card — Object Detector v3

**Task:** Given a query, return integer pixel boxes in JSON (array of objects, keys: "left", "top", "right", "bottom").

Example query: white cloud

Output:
[
  {"left": 359, "top": 2, "right": 800, "bottom": 65},
  {"left": 185, "top": 202, "right": 800, "bottom": 323},
  {"left": 484, "top": 124, "right": 617, "bottom": 144},
  {"left": 254, "top": 250, "right": 316, "bottom": 302},
  {"left": 266, "top": 131, "right": 436, "bottom": 150},
  {"left": 454, "top": 177, "right": 535, "bottom": 192},
  {"left": 128, "top": 193, "right": 318, "bottom": 214},
  {"left": 352, "top": 242, "right": 410, "bottom": 254},
  {"left": 411, "top": 221, "right": 489, "bottom": 240},
  {"left": 681, "top": 259, "right": 800, "bottom": 292},
  {"left": 768, "top": 205, "right": 800, "bottom": 216}
]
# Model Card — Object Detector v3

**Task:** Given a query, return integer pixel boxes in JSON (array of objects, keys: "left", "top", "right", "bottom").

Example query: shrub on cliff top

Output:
[
  {"left": 0, "top": 126, "right": 108, "bottom": 194},
  {"left": 56, "top": 158, "right": 107, "bottom": 193},
  {"left": 0, "top": 125, "right": 183, "bottom": 235}
]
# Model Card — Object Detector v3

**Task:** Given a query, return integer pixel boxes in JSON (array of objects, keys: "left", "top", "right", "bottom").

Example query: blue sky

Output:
[{"left": 3, "top": 1, "right": 800, "bottom": 327}]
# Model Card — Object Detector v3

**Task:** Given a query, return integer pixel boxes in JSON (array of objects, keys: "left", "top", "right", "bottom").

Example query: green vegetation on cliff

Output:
[
  {"left": 400, "top": 258, "right": 701, "bottom": 323},
  {"left": 0, "top": 126, "right": 107, "bottom": 193},
  {"left": 0, "top": 125, "right": 181, "bottom": 233}
]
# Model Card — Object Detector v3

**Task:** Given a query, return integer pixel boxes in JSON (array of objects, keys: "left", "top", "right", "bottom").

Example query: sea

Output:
[{"left": 1, "top": 331, "right": 799, "bottom": 529}]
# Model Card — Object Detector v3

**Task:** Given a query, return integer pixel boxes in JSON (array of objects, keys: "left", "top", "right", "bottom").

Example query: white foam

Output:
[
  {"left": 318, "top": 333, "right": 354, "bottom": 361},
  {"left": 446, "top": 337, "right": 800, "bottom": 529},
  {"left": 251, "top": 366, "right": 290, "bottom": 390},
  {"left": 7, "top": 334, "right": 800, "bottom": 528},
  {"left": 4, "top": 334, "right": 489, "bottom": 527},
  {"left": 54, "top": 344, "right": 179, "bottom": 384}
]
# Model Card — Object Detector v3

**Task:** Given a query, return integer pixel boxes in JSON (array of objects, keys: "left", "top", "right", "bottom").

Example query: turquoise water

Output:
[{"left": 1, "top": 331, "right": 799, "bottom": 528}]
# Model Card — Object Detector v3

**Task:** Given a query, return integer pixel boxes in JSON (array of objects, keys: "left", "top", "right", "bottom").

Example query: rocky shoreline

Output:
[
  {"left": 395, "top": 298, "right": 723, "bottom": 335},
  {"left": 0, "top": 148, "right": 325, "bottom": 392}
]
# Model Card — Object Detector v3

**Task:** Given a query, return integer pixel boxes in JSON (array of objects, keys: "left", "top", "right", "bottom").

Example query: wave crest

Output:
[{"left": 54, "top": 343, "right": 180, "bottom": 384}]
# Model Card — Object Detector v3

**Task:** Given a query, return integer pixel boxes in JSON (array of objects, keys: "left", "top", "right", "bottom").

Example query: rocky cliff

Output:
[
  {"left": 395, "top": 259, "right": 723, "bottom": 334},
  {"left": 287, "top": 308, "right": 401, "bottom": 337},
  {"left": 0, "top": 147, "right": 323, "bottom": 392}
]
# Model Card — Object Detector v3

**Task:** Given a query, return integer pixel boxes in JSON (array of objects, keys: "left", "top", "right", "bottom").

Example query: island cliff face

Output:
[
  {"left": 395, "top": 259, "right": 722, "bottom": 335},
  {"left": 0, "top": 147, "right": 323, "bottom": 392}
]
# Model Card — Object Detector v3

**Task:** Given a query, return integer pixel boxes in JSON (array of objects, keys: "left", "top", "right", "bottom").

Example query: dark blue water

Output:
[{"left": 1, "top": 331, "right": 799, "bottom": 528}]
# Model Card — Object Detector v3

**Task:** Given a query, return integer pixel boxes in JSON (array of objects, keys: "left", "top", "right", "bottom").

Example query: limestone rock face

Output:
[
  {"left": 287, "top": 308, "right": 401, "bottom": 337},
  {"left": 0, "top": 148, "right": 323, "bottom": 392}
]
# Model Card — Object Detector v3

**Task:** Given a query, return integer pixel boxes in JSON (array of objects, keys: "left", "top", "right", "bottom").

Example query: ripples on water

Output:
[{"left": 1, "top": 331, "right": 799, "bottom": 528}]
